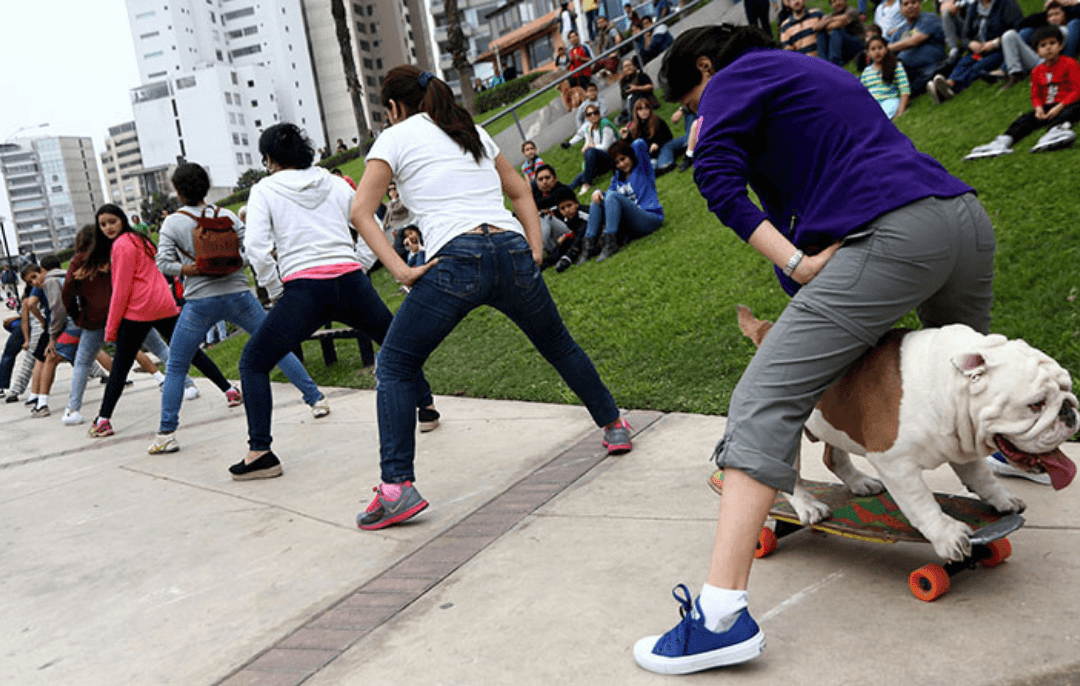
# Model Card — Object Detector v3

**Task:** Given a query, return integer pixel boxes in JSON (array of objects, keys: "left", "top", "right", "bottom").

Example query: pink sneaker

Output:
[
  {"left": 88, "top": 417, "right": 114, "bottom": 438},
  {"left": 225, "top": 387, "right": 243, "bottom": 408},
  {"left": 603, "top": 418, "right": 633, "bottom": 455}
]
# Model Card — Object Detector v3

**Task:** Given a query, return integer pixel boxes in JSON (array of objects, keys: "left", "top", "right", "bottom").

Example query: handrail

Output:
[{"left": 478, "top": 0, "right": 703, "bottom": 138}]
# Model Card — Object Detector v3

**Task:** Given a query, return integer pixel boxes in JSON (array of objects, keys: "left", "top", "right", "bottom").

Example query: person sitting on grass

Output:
[
  {"left": 640, "top": 16, "right": 676, "bottom": 64},
  {"left": 403, "top": 225, "right": 426, "bottom": 267},
  {"left": 575, "top": 81, "right": 608, "bottom": 130},
  {"left": 519, "top": 140, "right": 547, "bottom": 184},
  {"left": 579, "top": 138, "right": 664, "bottom": 264},
  {"left": 861, "top": 34, "right": 912, "bottom": 118},
  {"left": 965, "top": 25, "right": 1080, "bottom": 158},
  {"left": 815, "top": 0, "right": 865, "bottom": 65},
  {"left": 621, "top": 96, "right": 678, "bottom": 174},
  {"left": 618, "top": 57, "right": 656, "bottom": 124},
  {"left": 563, "top": 104, "right": 620, "bottom": 196},
  {"left": 552, "top": 187, "right": 591, "bottom": 272},
  {"left": 887, "top": 0, "right": 948, "bottom": 94},
  {"left": 531, "top": 164, "right": 574, "bottom": 262},
  {"left": 926, "top": 0, "right": 1024, "bottom": 103},
  {"left": 998, "top": 1, "right": 1071, "bottom": 90},
  {"left": 781, "top": 0, "right": 826, "bottom": 56}
]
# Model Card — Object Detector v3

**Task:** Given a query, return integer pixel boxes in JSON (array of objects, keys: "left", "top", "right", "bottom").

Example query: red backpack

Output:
[{"left": 175, "top": 207, "right": 243, "bottom": 276}]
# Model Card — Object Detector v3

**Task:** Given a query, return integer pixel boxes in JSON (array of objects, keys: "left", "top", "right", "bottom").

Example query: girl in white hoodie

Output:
[{"left": 233, "top": 123, "right": 438, "bottom": 481}]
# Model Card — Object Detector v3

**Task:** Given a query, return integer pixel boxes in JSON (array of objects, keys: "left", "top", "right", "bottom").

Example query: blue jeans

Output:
[
  {"left": 376, "top": 229, "right": 620, "bottom": 483},
  {"left": 570, "top": 148, "right": 613, "bottom": 189},
  {"left": 160, "top": 290, "right": 321, "bottom": 434},
  {"left": 585, "top": 192, "right": 664, "bottom": 239},
  {"left": 948, "top": 51, "right": 1005, "bottom": 92},
  {"left": 816, "top": 29, "right": 863, "bottom": 66},
  {"left": 0, "top": 325, "right": 23, "bottom": 388},
  {"left": 240, "top": 269, "right": 433, "bottom": 452},
  {"left": 658, "top": 111, "right": 696, "bottom": 170}
]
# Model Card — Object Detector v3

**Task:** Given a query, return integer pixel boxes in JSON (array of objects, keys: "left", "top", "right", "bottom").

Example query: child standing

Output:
[
  {"left": 965, "top": 25, "right": 1080, "bottom": 158},
  {"left": 860, "top": 35, "right": 911, "bottom": 119},
  {"left": 519, "top": 140, "right": 546, "bottom": 184}
]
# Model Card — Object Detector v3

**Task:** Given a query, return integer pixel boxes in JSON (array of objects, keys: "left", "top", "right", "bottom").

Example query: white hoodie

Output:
[{"left": 245, "top": 166, "right": 373, "bottom": 298}]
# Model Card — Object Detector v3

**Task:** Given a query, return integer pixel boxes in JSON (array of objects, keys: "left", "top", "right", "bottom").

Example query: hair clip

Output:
[{"left": 418, "top": 70, "right": 434, "bottom": 89}]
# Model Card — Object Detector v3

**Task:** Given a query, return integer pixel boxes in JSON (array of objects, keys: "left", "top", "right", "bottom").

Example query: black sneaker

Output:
[
  {"left": 677, "top": 158, "right": 692, "bottom": 172},
  {"left": 6, "top": 393, "right": 19, "bottom": 404},
  {"left": 229, "top": 451, "right": 283, "bottom": 480},
  {"left": 555, "top": 255, "right": 573, "bottom": 273},
  {"left": 418, "top": 407, "right": 440, "bottom": 433}
]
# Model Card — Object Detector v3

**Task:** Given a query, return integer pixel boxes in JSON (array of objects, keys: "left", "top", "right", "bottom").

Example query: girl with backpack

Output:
[
  {"left": 348, "top": 66, "right": 632, "bottom": 531},
  {"left": 85, "top": 205, "right": 237, "bottom": 438},
  {"left": 148, "top": 162, "right": 331, "bottom": 456}
]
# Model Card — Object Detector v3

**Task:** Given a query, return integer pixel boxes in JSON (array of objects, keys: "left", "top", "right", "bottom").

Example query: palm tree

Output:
[
  {"left": 445, "top": 0, "right": 477, "bottom": 113},
  {"left": 330, "top": 0, "right": 370, "bottom": 141}
]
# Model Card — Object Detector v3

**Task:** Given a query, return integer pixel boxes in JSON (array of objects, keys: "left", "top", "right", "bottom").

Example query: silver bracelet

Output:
[{"left": 783, "top": 249, "right": 804, "bottom": 277}]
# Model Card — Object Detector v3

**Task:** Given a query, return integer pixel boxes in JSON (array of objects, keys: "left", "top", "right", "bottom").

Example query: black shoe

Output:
[
  {"left": 998, "top": 72, "right": 1024, "bottom": 92},
  {"left": 229, "top": 451, "right": 283, "bottom": 480},
  {"left": 555, "top": 255, "right": 573, "bottom": 273},
  {"left": 595, "top": 234, "right": 620, "bottom": 263},
  {"left": 418, "top": 407, "right": 440, "bottom": 433},
  {"left": 677, "top": 157, "right": 692, "bottom": 172},
  {"left": 575, "top": 237, "right": 596, "bottom": 266},
  {"left": 5, "top": 394, "right": 19, "bottom": 404}
]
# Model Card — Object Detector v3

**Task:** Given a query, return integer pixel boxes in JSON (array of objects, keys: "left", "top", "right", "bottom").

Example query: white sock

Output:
[
  {"left": 153, "top": 371, "right": 166, "bottom": 384},
  {"left": 698, "top": 584, "right": 748, "bottom": 632},
  {"left": 26, "top": 393, "right": 38, "bottom": 403},
  {"left": 36, "top": 395, "right": 49, "bottom": 409}
]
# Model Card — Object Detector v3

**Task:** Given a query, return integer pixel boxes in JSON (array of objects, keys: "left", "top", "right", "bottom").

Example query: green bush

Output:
[{"left": 475, "top": 72, "right": 548, "bottom": 113}]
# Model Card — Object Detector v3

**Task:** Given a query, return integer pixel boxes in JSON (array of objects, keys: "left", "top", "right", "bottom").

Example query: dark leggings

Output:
[
  {"left": 1004, "top": 102, "right": 1080, "bottom": 143},
  {"left": 97, "top": 316, "right": 231, "bottom": 420}
]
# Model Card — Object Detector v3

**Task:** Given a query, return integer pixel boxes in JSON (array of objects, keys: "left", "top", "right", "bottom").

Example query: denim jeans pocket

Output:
[
  {"left": 509, "top": 247, "right": 539, "bottom": 289},
  {"left": 435, "top": 253, "right": 482, "bottom": 298}
]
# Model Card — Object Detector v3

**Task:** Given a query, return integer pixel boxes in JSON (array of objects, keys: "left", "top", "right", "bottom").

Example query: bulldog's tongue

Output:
[{"left": 1041, "top": 448, "right": 1077, "bottom": 490}]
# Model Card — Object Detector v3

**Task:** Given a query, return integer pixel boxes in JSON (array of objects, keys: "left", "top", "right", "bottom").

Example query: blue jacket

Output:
[
  {"left": 693, "top": 48, "right": 972, "bottom": 294},
  {"left": 607, "top": 138, "right": 664, "bottom": 220}
]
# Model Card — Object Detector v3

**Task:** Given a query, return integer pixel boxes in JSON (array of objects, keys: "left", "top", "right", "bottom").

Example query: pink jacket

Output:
[{"left": 105, "top": 233, "right": 179, "bottom": 342}]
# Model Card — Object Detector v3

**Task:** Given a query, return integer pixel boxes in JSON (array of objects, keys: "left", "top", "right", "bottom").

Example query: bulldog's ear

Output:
[{"left": 952, "top": 351, "right": 988, "bottom": 379}]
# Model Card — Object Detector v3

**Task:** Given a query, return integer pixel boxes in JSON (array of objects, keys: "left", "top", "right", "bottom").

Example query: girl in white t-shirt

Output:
[{"left": 351, "top": 65, "right": 633, "bottom": 531}]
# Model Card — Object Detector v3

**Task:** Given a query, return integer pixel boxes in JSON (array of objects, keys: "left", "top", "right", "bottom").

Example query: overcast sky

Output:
[{"left": 0, "top": 1, "right": 141, "bottom": 257}]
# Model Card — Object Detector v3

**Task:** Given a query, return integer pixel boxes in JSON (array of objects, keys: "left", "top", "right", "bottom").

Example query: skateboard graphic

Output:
[{"left": 709, "top": 470, "right": 1025, "bottom": 601}]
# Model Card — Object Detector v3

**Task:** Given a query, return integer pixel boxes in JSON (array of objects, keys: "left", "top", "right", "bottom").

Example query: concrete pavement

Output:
[{"left": 2, "top": 333, "right": 1079, "bottom": 685}]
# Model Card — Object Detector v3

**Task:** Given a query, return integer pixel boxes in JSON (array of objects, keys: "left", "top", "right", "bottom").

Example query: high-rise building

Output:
[
  {"left": 125, "top": 0, "right": 324, "bottom": 192},
  {"left": 101, "top": 121, "right": 145, "bottom": 219},
  {"left": 302, "top": 0, "right": 435, "bottom": 146},
  {"left": 0, "top": 136, "right": 104, "bottom": 256}
]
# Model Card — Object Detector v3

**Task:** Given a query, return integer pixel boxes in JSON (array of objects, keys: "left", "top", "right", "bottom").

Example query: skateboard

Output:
[{"left": 709, "top": 470, "right": 1025, "bottom": 601}]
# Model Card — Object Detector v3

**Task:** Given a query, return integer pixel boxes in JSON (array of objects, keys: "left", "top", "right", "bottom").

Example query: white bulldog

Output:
[{"left": 737, "top": 306, "right": 1079, "bottom": 561}]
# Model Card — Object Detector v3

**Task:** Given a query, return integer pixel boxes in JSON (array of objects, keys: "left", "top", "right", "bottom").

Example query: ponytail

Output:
[{"left": 382, "top": 65, "right": 485, "bottom": 163}]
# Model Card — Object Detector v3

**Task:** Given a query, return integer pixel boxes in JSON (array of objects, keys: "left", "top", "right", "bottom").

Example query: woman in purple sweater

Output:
[{"left": 634, "top": 25, "right": 996, "bottom": 675}]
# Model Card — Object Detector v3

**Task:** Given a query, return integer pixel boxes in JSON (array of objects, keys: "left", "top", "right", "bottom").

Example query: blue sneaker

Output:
[{"left": 634, "top": 584, "right": 765, "bottom": 675}]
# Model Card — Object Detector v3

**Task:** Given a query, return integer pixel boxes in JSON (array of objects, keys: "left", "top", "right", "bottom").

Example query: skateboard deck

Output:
[{"left": 709, "top": 469, "right": 1025, "bottom": 601}]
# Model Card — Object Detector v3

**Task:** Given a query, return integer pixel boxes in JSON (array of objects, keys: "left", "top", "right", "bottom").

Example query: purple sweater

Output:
[{"left": 693, "top": 48, "right": 972, "bottom": 293}]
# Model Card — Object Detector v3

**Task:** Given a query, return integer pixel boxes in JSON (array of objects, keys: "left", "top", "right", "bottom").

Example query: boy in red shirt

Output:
[{"left": 966, "top": 25, "right": 1080, "bottom": 158}]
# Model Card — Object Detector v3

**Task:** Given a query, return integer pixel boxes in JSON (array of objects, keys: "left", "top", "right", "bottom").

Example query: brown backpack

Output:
[{"left": 175, "top": 207, "right": 243, "bottom": 276}]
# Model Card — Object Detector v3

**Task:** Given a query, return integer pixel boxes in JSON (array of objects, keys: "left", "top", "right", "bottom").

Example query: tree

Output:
[
  {"left": 445, "top": 0, "right": 477, "bottom": 114},
  {"left": 234, "top": 168, "right": 268, "bottom": 193},
  {"left": 140, "top": 192, "right": 180, "bottom": 231},
  {"left": 331, "top": 0, "right": 370, "bottom": 142}
]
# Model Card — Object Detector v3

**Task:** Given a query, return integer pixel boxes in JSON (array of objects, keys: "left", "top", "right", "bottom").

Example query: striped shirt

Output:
[
  {"left": 780, "top": 9, "right": 825, "bottom": 55},
  {"left": 860, "top": 62, "right": 911, "bottom": 103}
]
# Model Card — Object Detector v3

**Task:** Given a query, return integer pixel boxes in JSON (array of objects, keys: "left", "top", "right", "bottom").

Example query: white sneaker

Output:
[
  {"left": 184, "top": 384, "right": 200, "bottom": 400},
  {"left": 986, "top": 453, "right": 1051, "bottom": 485},
  {"left": 1030, "top": 123, "right": 1075, "bottom": 153},
  {"left": 61, "top": 408, "right": 85, "bottom": 426},
  {"left": 311, "top": 396, "right": 331, "bottom": 419},
  {"left": 148, "top": 432, "right": 180, "bottom": 454},
  {"left": 965, "top": 135, "right": 1014, "bottom": 160}
]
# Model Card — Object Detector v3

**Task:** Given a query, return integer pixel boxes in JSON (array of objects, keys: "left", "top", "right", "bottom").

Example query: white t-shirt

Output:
[
  {"left": 874, "top": 0, "right": 904, "bottom": 39},
  {"left": 365, "top": 113, "right": 523, "bottom": 259}
]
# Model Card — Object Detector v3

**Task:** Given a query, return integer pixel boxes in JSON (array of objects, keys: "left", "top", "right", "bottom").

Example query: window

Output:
[
  {"left": 225, "top": 92, "right": 233, "bottom": 104},
  {"left": 136, "top": 10, "right": 156, "bottom": 19},
  {"left": 245, "top": 153, "right": 253, "bottom": 165},
  {"left": 148, "top": 70, "right": 167, "bottom": 79},
  {"left": 140, "top": 31, "right": 160, "bottom": 39},
  {"left": 363, "top": 58, "right": 374, "bottom": 69},
  {"left": 366, "top": 75, "right": 376, "bottom": 87},
  {"left": 216, "top": 50, "right": 224, "bottom": 60},
  {"left": 144, "top": 50, "right": 164, "bottom": 58},
  {"left": 230, "top": 45, "right": 261, "bottom": 58},
  {"left": 232, "top": 133, "right": 240, "bottom": 144},
  {"left": 176, "top": 75, "right": 197, "bottom": 89},
  {"left": 359, "top": 40, "right": 370, "bottom": 51},
  {"left": 254, "top": 119, "right": 261, "bottom": 127},
  {"left": 231, "top": 72, "right": 238, "bottom": 84},
  {"left": 371, "top": 23, "right": 377, "bottom": 33},
  {"left": 247, "top": 79, "right": 255, "bottom": 87},
  {"left": 241, "top": 134, "right": 248, "bottom": 146},
  {"left": 355, "top": 21, "right": 366, "bottom": 33},
  {"left": 375, "top": 58, "right": 383, "bottom": 69},
  {"left": 228, "top": 112, "right": 237, "bottom": 123},
  {"left": 223, "top": 7, "right": 255, "bottom": 20},
  {"left": 250, "top": 99, "right": 258, "bottom": 107},
  {"left": 243, "top": 25, "right": 258, "bottom": 36},
  {"left": 372, "top": 111, "right": 382, "bottom": 122},
  {"left": 227, "top": 29, "right": 243, "bottom": 39},
  {"left": 210, "top": 11, "right": 215, "bottom": 22},
  {"left": 237, "top": 113, "right": 245, "bottom": 125},
  {"left": 236, "top": 153, "right": 244, "bottom": 164}
]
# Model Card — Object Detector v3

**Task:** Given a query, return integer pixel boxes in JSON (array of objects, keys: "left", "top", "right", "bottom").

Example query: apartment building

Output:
[{"left": 0, "top": 136, "right": 104, "bottom": 255}]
